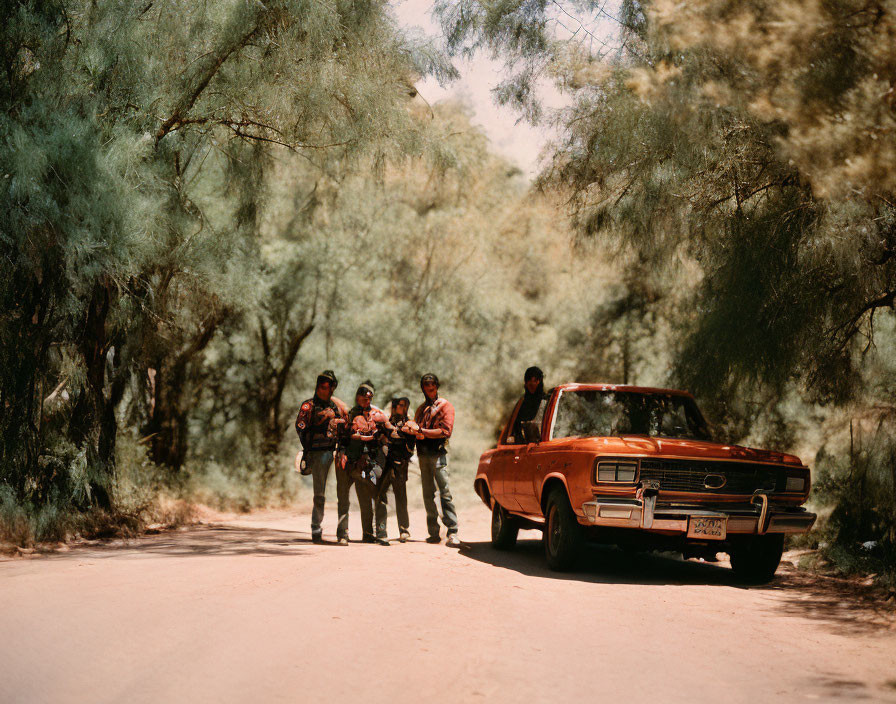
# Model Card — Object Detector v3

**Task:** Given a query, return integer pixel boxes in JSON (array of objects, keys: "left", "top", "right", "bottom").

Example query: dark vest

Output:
[{"left": 296, "top": 396, "right": 341, "bottom": 451}]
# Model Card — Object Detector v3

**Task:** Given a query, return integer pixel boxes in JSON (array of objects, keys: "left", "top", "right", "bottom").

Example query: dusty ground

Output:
[{"left": 2, "top": 485, "right": 896, "bottom": 704}]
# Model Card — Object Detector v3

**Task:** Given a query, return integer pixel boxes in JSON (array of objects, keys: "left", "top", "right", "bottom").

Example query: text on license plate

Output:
[{"left": 687, "top": 516, "right": 727, "bottom": 540}]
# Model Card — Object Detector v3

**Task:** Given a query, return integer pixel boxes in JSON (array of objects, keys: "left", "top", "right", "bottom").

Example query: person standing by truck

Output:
[
  {"left": 295, "top": 370, "right": 348, "bottom": 544},
  {"left": 511, "top": 366, "right": 548, "bottom": 443},
  {"left": 414, "top": 373, "right": 460, "bottom": 547}
]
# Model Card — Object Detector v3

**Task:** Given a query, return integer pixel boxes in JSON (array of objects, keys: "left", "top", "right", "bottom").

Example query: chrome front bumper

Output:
[{"left": 580, "top": 497, "right": 816, "bottom": 536}]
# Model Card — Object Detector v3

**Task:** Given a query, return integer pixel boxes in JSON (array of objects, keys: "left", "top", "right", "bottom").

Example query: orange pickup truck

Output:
[{"left": 475, "top": 383, "right": 816, "bottom": 582}]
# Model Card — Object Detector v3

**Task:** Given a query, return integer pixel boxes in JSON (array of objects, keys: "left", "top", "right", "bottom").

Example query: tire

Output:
[
  {"left": 728, "top": 534, "right": 785, "bottom": 584},
  {"left": 543, "top": 487, "right": 582, "bottom": 571},
  {"left": 491, "top": 502, "right": 520, "bottom": 550}
]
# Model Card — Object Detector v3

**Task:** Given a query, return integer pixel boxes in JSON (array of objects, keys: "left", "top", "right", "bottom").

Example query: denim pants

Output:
[
  {"left": 388, "top": 457, "right": 410, "bottom": 535},
  {"left": 307, "top": 449, "right": 335, "bottom": 538},
  {"left": 418, "top": 452, "right": 458, "bottom": 538},
  {"left": 335, "top": 452, "right": 353, "bottom": 540},
  {"left": 355, "top": 480, "right": 388, "bottom": 540}
]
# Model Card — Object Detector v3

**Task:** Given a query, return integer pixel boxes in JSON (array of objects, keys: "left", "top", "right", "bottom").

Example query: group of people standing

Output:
[{"left": 295, "top": 370, "right": 460, "bottom": 547}]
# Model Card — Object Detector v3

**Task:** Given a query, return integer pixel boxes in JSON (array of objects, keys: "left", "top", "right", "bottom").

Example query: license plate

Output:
[{"left": 687, "top": 516, "right": 727, "bottom": 540}]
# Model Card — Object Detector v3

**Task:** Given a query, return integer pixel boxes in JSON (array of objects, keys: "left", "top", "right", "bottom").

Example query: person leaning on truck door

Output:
[
  {"left": 414, "top": 373, "right": 460, "bottom": 547},
  {"left": 295, "top": 370, "right": 348, "bottom": 544},
  {"left": 511, "top": 366, "right": 547, "bottom": 443}
]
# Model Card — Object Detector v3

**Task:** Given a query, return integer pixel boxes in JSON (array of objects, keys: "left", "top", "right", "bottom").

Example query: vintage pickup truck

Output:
[{"left": 475, "top": 383, "right": 816, "bottom": 582}]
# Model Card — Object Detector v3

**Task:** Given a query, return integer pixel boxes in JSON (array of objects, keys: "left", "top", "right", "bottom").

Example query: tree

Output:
[{"left": 1, "top": 0, "right": 453, "bottom": 515}]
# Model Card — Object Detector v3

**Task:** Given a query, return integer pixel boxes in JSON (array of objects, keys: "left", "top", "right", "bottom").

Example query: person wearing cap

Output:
[
  {"left": 511, "top": 366, "right": 548, "bottom": 443},
  {"left": 296, "top": 370, "right": 349, "bottom": 544},
  {"left": 346, "top": 380, "right": 390, "bottom": 545},
  {"left": 383, "top": 397, "right": 418, "bottom": 543},
  {"left": 414, "top": 373, "right": 460, "bottom": 547}
]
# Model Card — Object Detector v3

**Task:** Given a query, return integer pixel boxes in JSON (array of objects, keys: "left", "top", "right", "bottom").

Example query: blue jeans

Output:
[
  {"left": 306, "top": 449, "right": 334, "bottom": 538},
  {"left": 418, "top": 453, "right": 458, "bottom": 538}
]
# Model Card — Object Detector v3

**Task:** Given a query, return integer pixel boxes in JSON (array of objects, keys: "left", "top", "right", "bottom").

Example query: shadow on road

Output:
[
  {"left": 763, "top": 567, "right": 896, "bottom": 636},
  {"left": 33, "top": 524, "right": 321, "bottom": 561},
  {"left": 458, "top": 536, "right": 744, "bottom": 587},
  {"left": 458, "top": 535, "right": 896, "bottom": 635}
]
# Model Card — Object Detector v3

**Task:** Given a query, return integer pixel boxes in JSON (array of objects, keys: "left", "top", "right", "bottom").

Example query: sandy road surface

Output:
[{"left": 2, "top": 503, "right": 895, "bottom": 704}]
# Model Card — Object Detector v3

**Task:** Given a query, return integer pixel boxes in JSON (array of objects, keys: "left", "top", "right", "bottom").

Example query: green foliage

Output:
[
  {"left": 438, "top": 0, "right": 896, "bottom": 580},
  {"left": 0, "top": 0, "right": 456, "bottom": 541},
  {"left": 812, "top": 414, "right": 896, "bottom": 585},
  {"left": 2, "top": 0, "right": 618, "bottom": 542}
]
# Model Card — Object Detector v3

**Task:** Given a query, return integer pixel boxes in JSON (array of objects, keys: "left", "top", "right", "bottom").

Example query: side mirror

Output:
[{"left": 521, "top": 420, "right": 542, "bottom": 444}]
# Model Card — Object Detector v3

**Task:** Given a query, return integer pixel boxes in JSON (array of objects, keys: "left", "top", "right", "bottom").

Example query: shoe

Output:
[
  {"left": 337, "top": 537, "right": 349, "bottom": 546},
  {"left": 399, "top": 532, "right": 410, "bottom": 543},
  {"left": 425, "top": 535, "right": 441, "bottom": 544},
  {"left": 362, "top": 535, "right": 376, "bottom": 544},
  {"left": 375, "top": 537, "right": 391, "bottom": 546},
  {"left": 312, "top": 534, "right": 323, "bottom": 544},
  {"left": 446, "top": 534, "right": 461, "bottom": 547}
]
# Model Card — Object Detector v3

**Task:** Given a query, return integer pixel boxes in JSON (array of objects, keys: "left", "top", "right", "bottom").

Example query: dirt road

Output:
[{"left": 2, "top": 501, "right": 895, "bottom": 704}]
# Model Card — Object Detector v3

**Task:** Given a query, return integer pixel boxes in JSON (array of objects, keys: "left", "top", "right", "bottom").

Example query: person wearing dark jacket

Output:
[
  {"left": 346, "top": 380, "right": 390, "bottom": 545},
  {"left": 295, "top": 370, "right": 348, "bottom": 544},
  {"left": 383, "top": 397, "right": 418, "bottom": 543},
  {"left": 511, "top": 366, "right": 548, "bottom": 443}
]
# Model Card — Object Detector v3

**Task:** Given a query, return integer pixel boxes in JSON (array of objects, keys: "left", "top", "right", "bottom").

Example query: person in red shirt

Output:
[{"left": 414, "top": 373, "right": 460, "bottom": 547}]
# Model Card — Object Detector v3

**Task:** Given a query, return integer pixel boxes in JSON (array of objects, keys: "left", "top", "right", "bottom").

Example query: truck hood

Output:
[{"left": 552, "top": 435, "right": 804, "bottom": 466}]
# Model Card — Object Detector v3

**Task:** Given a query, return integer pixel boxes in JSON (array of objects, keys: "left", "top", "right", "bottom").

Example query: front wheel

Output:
[
  {"left": 543, "top": 487, "right": 582, "bottom": 571},
  {"left": 491, "top": 502, "right": 520, "bottom": 550},
  {"left": 728, "top": 534, "right": 785, "bottom": 583}
]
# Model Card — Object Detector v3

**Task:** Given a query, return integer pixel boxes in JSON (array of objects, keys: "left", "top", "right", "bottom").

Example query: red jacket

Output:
[{"left": 414, "top": 397, "right": 455, "bottom": 454}]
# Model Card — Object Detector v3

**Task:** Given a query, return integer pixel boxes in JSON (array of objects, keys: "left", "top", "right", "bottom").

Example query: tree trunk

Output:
[
  {"left": 141, "top": 312, "right": 223, "bottom": 471},
  {"left": 68, "top": 282, "right": 116, "bottom": 509},
  {"left": 258, "top": 322, "right": 314, "bottom": 475}
]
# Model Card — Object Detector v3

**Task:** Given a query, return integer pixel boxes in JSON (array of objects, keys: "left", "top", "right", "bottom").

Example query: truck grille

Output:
[{"left": 638, "top": 459, "right": 784, "bottom": 494}]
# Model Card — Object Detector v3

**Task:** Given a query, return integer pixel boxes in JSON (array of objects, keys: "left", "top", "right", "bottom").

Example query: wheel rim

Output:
[{"left": 548, "top": 504, "right": 561, "bottom": 554}]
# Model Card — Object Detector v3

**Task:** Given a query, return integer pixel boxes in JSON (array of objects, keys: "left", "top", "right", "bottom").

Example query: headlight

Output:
[
  {"left": 785, "top": 476, "right": 805, "bottom": 492},
  {"left": 596, "top": 460, "right": 637, "bottom": 483}
]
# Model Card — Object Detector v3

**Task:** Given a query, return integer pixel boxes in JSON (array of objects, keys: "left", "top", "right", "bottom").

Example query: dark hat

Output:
[
  {"left": 524, "top": 366, "right": 544, "bottom": 381},
  {"left": 420, "top": 373, "right": 440, "bottom": 390},
  {"left": 356, "top": 379, "right": 375, "bottom": 398},
  {"left": 317, "top": 369, "right": 338, "bottom": 389}
]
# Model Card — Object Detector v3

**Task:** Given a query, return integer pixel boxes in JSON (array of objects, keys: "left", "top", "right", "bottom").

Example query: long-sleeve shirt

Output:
[{"left": 414, "top": 397, "right": 455, "bottom": 455}]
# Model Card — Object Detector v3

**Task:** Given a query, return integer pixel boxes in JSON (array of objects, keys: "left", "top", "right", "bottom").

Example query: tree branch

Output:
[
  {"left": 156, "top": 14, "right": 266, "bottom": 143},
  {"left": 274, "top": 323, "right": 315, "bottom": 403}
]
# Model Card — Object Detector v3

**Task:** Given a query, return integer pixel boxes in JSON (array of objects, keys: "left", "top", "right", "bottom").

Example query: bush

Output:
[{"left": 812, "top": 417, "right": 896, "bottom": 586}]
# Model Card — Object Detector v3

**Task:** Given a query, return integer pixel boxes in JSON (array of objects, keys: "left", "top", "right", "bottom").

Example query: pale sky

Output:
[
  {"left": 391, "top": 1, "right": 621, "bottom": 178},
  {"left": 390, "top": 1, "right": 568, "bottom": 179}
]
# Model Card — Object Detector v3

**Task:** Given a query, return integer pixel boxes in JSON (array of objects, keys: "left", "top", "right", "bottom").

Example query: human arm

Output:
[
  {"left": 351, "top": 414, "right": 377, "bottom": 442},
  {"left": 295, "top": 402, "right": 313, "bottom": 449},
  {"left": 417, "top": 400, "right": 454, "bottom": 439}
]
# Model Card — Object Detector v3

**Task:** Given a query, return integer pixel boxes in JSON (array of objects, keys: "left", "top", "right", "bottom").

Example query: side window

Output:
[
  {"left": 506, "top": 405, "right": 525, "bottom": 445},
  {"left": 531, "top": 396, "right": 547, "bottom": 432},
  {"left": 509, "top": 396, "right": 549, "bottom": 444},
  {"left": 500, "top": 400, "right": 523, "bottom": 445}
]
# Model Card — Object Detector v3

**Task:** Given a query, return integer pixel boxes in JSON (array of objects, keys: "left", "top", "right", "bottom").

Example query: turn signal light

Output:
[{"left": 785, "top": 476, "right": 805, "bottom": 492}]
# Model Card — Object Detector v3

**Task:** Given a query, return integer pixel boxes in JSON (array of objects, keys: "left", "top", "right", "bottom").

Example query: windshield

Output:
[{"left": 551, "top": 390, "right": 712, "bottom": 441}]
